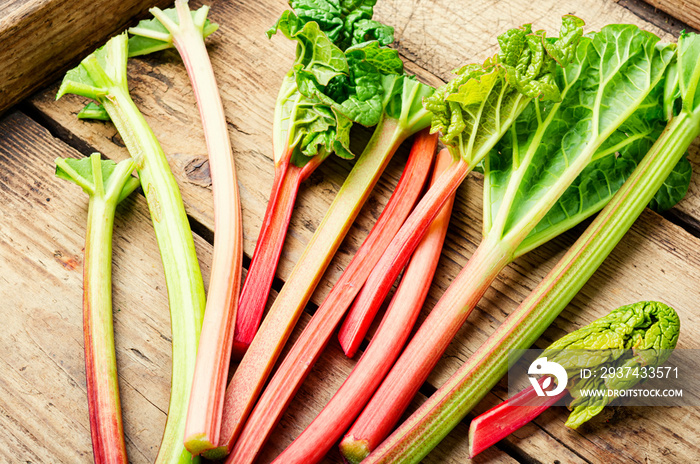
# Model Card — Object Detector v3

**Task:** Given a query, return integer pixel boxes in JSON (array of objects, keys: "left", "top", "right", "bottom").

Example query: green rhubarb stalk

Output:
[
  {"left": 57, "top": 34, "right": 206, "bottom": 464},
  {"left": 338, "top": 16, "right": 586, "bottom": 358},
  {"left": 270, "top": 147, "right": 455, "bottom": 464},
  {"left": 227, "top": 129, "right": 438, "bottom": 464},
  {"left": 469, "top": 300, "right": 680, "bottom": 457},
  {"left": 341, "top": 24, "right": 679, "bottom": 462},
  {"left": 128, "top": 1, "right": 244, "bottom": 453},
  {"left": 360, "top": 31, "right": 700, "bottom": 464},
  {"left": 56, "top": 154, "right": 139, "bottom": 464}
]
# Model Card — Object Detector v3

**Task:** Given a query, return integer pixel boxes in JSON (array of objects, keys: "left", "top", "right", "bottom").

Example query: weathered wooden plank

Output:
[
  {"left": 21, "top": 0, "right": 700, "bottom": 462},
  {"left": 0, "top": 0, "right": 172, "bottom": 115},
  {"left": 642, "top": 0, "right": 700, "bottom": 31}
]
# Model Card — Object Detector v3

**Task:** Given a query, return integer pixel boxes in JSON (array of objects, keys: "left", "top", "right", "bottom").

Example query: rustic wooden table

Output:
[{"left": 2, "top": 0, "right": 700, "bottom": 463}]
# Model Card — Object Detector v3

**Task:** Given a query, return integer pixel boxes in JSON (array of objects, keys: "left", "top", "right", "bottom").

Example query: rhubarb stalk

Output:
[
  {"left": 228, "top": 7, "right": 358, "bottom": 359},
  {"left": 468, "top": 379, "right": 565, "bottom": 458},
  {"left": 227, "top": 129, "right": 438, "bottom": 464},
  {"left": 360, "top": 31, "right": 700, "bottom": 464},
  {"left": 232, "top": 155, "right": 321, "bottom": 358},
  {"left": 128, "top": 1, "right": 244, "bottom": 453},
  {"left": 57, "top": 34, "right": 207, "bottom": 464},
  {"left": 56, "top": 154, "right": 139, "bottom": 464},
  {"left": 341, "top": 24, "right": 677, "bottom": 462},
  {"left": 270, "top": 147, "right": 455, "bottom": 464}
]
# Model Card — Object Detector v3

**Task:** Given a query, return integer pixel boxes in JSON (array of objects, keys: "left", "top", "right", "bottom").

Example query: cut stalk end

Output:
[
  {"left": 183, "top": 433, "right": 215, "bottom": 456},
  {"left": 339, "top": 437, "right": 371, "bottom": 464}
]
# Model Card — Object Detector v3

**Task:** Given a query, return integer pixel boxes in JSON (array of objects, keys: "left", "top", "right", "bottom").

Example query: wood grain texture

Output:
[
  {"left": 642, "top": 0, "right": 700, "bottom": 31},
  {"left": 12, "top": 0, "right": 700, "bottom": 462},
  {"left": 0, "top": 0, "right": 172, "bottom": 115}
]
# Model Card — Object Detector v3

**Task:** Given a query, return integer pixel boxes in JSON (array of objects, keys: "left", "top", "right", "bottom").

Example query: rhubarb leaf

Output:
[
  {"left": 128, "top": 5, "right": 218, "bottom": 57},
  {"left": 648, "top": 154, "right": 692, "bottom": 212},
  {"left": 542, "top": 301, "right": 680, "bottom": 429},
  {"left": 295, "top": 39, "right": 408, "bottom": 127},
  {"left": 268, "top": 10, "right": 355, "bottom": 164},
  {"left": 481, "top": 25, "right": 676, "bottom": 256},
  {"left": 290, "top": 0, "right": 394, "bottom": 50},
  {"left": 424, "top": 16, "right": 585, "bottom": 168}
]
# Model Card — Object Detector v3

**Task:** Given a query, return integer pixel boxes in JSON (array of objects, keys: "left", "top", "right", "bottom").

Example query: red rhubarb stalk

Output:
[
  {"left": 232, "top": 153, "right": 322, "bottom": 359},
  {"left": 270, "top": 148, "right": 455, "bottom": 464},
  {"left": 338, "top": 158, "right": 469, "bottom": 357},
  {"left": 468, "top": 379, "right": 564, "bottom": 458},
  {"left": 227, "top": 130, "right": 439, "bottom": 464},
  {"left": 469, "top": 300, "right": 680, "bottom": 458}
]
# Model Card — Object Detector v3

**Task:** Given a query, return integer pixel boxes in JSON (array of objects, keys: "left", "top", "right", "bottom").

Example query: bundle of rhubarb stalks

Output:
[{"left": 55, "top": 0, "right": 700, "bottom": 463}]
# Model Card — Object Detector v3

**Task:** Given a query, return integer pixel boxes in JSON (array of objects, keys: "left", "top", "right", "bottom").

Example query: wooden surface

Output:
[
  {"left": 0, "top": 0, "right": 171, "bottom": 115},
  {"left": 642, "top": 0, "right": 700, "bottom": 31},
  {"left": 2, "top": 0, "right": 700, "bottom": 462}
]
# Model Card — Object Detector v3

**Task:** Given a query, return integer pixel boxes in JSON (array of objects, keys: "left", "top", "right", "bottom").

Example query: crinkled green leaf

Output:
[
  {"left": 425, "top": 16, "right": 584, "bottom": 167},
  {"left": 128, "top": 5, "right": 218, "bottom": 57},
  {"left": 481, "top": 25, "right": 676, "bottom": 254},
  {"left": 269, "top": 10, "right": 349, "bottom": 85},
  {"left": 269, "top": 10, "right": 355, "bottom": 164},
  {"left": 541, "top": 301, "right": 680, "bottom": 429},
  {"left": 289, "top": 0, "right": 393, "bottom": 50},
  {"left": 295, "top": 40, "right": 407, "bottom": 126},
  {"left": 286, "top": 0, "right": 430, "bottom": 132}
]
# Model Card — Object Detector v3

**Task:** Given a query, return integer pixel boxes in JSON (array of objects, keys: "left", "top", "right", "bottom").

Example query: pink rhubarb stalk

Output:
[
  {"left": 270, "top": 148, "right": 455, "bottom": 464},
  {"left": 227, "top": 130, "right": 439, "bottom": 464},
  {"left": 232, "top": 153, "right": 323, "bottom": 359},
  {"left": 338, "top": 158, "right": 471, "bottom": 357},
  {"left": 468, "top": 379, "right": 565, "bottom": 458},
  {"left": 134, "top": 1, "right": 244, "bottom": 453}
]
